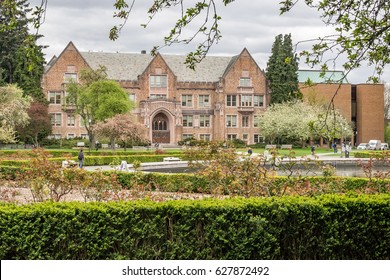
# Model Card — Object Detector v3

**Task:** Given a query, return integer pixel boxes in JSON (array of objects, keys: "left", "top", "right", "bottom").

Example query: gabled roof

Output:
[
  {"left": 45, "top": 41, "right": 89, "bottom": 74},
  {"left": 79, "top": 51, "right": 236, "bottom": 82},
  {"left": 298, "top": 69, "right": 349, "bottom": 84}
]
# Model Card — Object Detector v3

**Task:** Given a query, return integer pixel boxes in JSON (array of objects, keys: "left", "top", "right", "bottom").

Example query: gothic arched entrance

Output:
[{"left": 152, "top": 112, "right": 170, "bottom": 143}]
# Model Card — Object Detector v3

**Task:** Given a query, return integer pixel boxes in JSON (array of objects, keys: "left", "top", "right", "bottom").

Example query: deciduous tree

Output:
[
  {"left": 93, "top": 114, "right": 148, "bottom": 150},
  {"left": 16, "top": 102, "right": 52, "bottom": 147},
  {"left": 257, "top": 101, "right": 353, "bottom": 145},
  {"left": 0, "top": 84, "right": 31, "bottom": 143},
  {"left": 66, "top": 67, "right": 133, "bottom": 148}
]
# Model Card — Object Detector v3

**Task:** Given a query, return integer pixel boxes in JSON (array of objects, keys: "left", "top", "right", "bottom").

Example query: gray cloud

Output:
[{"left": 28, "top": 0, "right": 390, "bottom": 83}]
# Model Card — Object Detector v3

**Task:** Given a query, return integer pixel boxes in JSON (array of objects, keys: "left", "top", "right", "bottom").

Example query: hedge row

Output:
[
  {"left": 354, "top": 150, "right": 390, "bottom": 158},
  {"left": 1, "top": 195, "right": 389, "bottom": 259},
  {"left": 0, "top": 149, "right": 183, "bottom": 159},
  {"left": 0, "top": 154, "right": 184, "bottom": 167},
  {"left": 115, "top": 172, "right": 390, "bottom": 194},
  {"left": 1, "top": 165, "right": 389, "bottom": 195}
]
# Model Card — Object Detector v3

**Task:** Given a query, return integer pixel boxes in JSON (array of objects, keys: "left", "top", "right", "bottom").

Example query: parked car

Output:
[
  {"left": 357, "top": 143, "right": 369, "bottom": 150},
  {"left": 381, "top": 143, "right": 389, "bottom": 150},
  {"left": 368, "top": 140, "right": 381, "bottom": 150}
]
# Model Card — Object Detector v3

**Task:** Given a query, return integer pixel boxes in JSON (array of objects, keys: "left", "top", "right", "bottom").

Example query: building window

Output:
[
  {"left": 80, "top": 134, "right": 89, "bottom": 139},
  {"left": 64, "top": 73, "right": 77, "bottom": 83},
  {"left": 50, "top": 113, "right": 62, "bottom": 127},
  {"left": 67, "top": 113, "right": 75, "bottom": 127},
  {"left": 254, "top": 134, "right": 265, "bottom": 143},
  {"left": 153, "top": 120, "right": 168, "bottom": 130},
  {"left": 49, "top": 91, "right": 62, "bottom": 104},
  {"left": 128, "top": 93, "right": 136, "bottom": 103},
  {"left": 254, "top": 95, "right": 264, "bottom": 107},
  {"left": 254, "top": 115, "right": 262, "bottom": 127},
  {"left": 243, "top": 134, "right": 249, "bottom": 141},
  {"left": 67, "top": 134, "right": 75, "bottom": 139},
  {"left": 200, "top": 134, "right": 211, "bottom": 141},
  {"left": 150, "top": 75, "right": 167, "bottom": 88},
  {"left": 181, "top": 95, "right": 193, "bottom": 107},
  {"left": 239, "top": 77, "right": 251, "bottom": 87},
  {"left": 199, "top": 115, "right": 210, "bottom": 127},
  {"left": 182, "top": 134, "right": 194, "bottom": 140},
  {"left": 48, "top": 134, "right": 62, "bottom": 139},
  {"left": 199, "top": 95, "right": 210, "bottom": 107},
  {"left": 226, "top": 115, "right": 237, "bottom": 127},
  {"left": 150, "top": 94, "right": 167, "bottom": 99},
  {"left": 242, "top": 116, "right": 249, "bottom": 127},
  {"left": 227, "top": 134, "right": 237, "bottom": 140},
  {"left": 183, "top": 115, "right": 193, "bottom": 127},
  {"left": 241, "top": 94, "right": 252, "bottom": 107},
  {"left": 226, "top": 95, "right": 237, "bottom": 107}
]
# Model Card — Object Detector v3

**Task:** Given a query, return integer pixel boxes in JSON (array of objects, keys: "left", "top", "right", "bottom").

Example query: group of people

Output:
[{"left": 332, "top": 142, "right": 352, "bottom": 158}]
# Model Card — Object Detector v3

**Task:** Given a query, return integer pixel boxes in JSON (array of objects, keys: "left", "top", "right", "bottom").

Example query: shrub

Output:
[{"left": 0, "top": 195, "right": 389, "bottom": 260}]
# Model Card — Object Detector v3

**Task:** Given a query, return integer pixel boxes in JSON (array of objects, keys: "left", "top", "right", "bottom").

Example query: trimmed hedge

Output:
[
  {"left": 0, "top": 149, "right": 183, "bottom": 159},
  {"left": 115, "top": 172, "right": 390, "bottom": 194},
  {"left": 0, "top": 195, "right": 389, "bottom": 259},
  {"left": 1, "top": 154, "right": 184, "bottom": 167}
]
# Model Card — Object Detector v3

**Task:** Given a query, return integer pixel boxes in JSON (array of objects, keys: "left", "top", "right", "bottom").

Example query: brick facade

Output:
[
  {"left": 299, "top": 82, "right": 385, "bottom": 144},
  {"left": 43, "top": 42, "right": 385, "bottom": 145}
]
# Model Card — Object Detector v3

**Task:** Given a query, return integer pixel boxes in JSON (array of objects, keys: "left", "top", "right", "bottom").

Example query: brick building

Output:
[
  {"left": 298, "top": 70, "right": 385, "bottom": 145},
  {"left": 42, "top": 42, "right": 384, "bottom": 145}
]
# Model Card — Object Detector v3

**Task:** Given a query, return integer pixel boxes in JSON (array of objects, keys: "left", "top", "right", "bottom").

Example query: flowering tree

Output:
[
  {"left": 93, "top": 114, "right": 148, "bottom": 150},
  {"left": 257, "top": 101, "right": 314, "bottom": 145},
  {"left": 257, "top": 101, "right": 353, "bottom": 145},
  {"left": 0, "top": 84, "right": 31, "bottom": 143}
]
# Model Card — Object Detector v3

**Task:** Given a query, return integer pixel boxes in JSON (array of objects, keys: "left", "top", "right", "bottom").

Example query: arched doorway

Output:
[{"left": 152, "top": 112, "right": 170, "bottom": 143}]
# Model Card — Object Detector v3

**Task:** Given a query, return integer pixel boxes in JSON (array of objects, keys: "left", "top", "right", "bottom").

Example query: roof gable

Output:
[
  {"left": 79, "top": 51, "right": 234, "bottom": 82},
  {"left": 45, "top": 41, "right": 88, "bottom": 74},
  {"left": 221, "top": 48, "right": 264, "bottom": 79}
]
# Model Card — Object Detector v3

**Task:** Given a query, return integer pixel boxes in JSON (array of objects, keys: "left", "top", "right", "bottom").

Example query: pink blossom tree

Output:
[{"left": 93, "top": 114, "right": 148, "bottom": 150}]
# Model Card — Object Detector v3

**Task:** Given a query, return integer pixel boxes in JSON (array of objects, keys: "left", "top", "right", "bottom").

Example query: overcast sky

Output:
[{"left": 28, "top": 0, "right": 390, "bottom": 84}]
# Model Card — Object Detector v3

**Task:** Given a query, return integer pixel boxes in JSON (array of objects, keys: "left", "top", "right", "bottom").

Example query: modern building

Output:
[
  {"left": 298, "top": 70, "right": 385, "bottom": 145},
  {"left": 42, "top": 42, "right": 385, "bottom": 145}
]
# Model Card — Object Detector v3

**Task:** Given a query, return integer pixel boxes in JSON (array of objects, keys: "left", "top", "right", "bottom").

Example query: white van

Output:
[
  {"left": 368, "top": 140, "right": 381, "bottom": 150},
  {"left": 381, "top": 143, "right": 389, "bottom": 150}
]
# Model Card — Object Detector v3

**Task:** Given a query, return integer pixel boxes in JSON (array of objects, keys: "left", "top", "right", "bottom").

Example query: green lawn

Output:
[{"left": 237, "top": 147, "right": 334, "bottom": 157}]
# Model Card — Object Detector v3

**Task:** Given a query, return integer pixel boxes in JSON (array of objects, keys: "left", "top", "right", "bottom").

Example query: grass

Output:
[{"left": 237, "top": 147, "right": 334, "bottom": 157}]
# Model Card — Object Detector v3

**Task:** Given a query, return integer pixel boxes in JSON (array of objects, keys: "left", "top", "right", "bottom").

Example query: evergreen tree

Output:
[
  {"left": 0, "top": 0, "right": 45, "bottom": 101},
  {"left": 266, "top": 34, "right": 301, "bottom": 104}
]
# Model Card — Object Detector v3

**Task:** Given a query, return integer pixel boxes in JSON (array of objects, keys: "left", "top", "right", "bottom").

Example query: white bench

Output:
[
  {"left": 101, "top": 144, "right": 109, "bottom": 149},
  {"left": 76, "top": 142, "right": 85, "bottom": 147},
  {"left": 265, "top": 144, "right": 277, "bottom": 149},
  {"left": 281, "top": 144, "right": 293, "bottom": 149}
]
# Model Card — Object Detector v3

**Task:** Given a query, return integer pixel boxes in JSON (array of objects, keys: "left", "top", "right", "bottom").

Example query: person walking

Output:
[
  {"left": 78, "top": 149, "right": 84, "bottom": 168},
  {"left": 341, "top": 143, "right": 345, "bottom": 158},
  {"left": 332, "top": 142, "right": 337, "bottom": 153},
  {"left": 311, "top": 145, "right": 316, "bottom": 156}
]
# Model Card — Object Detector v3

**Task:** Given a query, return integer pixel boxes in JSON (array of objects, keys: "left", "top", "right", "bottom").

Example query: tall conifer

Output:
[
  {"left": 266, "top": 34, "right": 301, "bottom": 104},
  {"left": 0, "top": 0, "right": 45, "bottom": 101}
]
